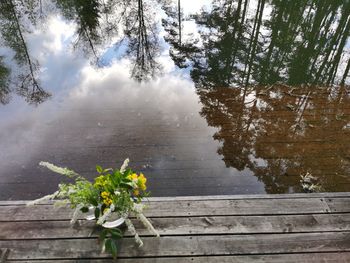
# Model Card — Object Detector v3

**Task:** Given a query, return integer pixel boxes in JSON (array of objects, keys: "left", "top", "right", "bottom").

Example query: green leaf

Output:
[
  {"left": 94, "top": 207, "right": 100, "bottom": 219},
  {"left": 99, "top": 229, "right": 108, "bottom": 241},
  {"left": 103, "top": 168, "right": 113, "bottom": 173},
  {"left": 88, "top": 196, "right": 98, "bottom": 206},
  {"left": 123, "top": 168, "right": 132, "bottom": 177},
  {"left": 105, "top": 238, "right": 118, "bottom": 259},
  {"left": 105, "top": 238, "right": 112, "bottom": 252},
  {"left": 110, "top": 228, "right": 123, "bottom": 239},
  {"left": 80, "top": 207, "right": 89, "bottom": 213},
  {"left": 96, "top": 165, "right": 103, "bottom": 173}
]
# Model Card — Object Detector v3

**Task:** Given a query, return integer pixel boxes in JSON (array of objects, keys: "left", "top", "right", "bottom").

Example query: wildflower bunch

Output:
[{"left": 28, "top": 159, "right": 158, "bottom": 259}]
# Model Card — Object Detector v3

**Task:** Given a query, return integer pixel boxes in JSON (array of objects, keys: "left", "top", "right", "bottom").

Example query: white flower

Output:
[
  {"left": 137, "top": 212, "right": 160, "bottom": 237},
  {"left": 97, "top": 204, "right": 115, "bottom": 225},
  {"left": 132, "top": 203, "right": 159, "bottom": 237},
  {"left": 70, "top": 204, "right": 83, "bottom": 225},
  {"left": 120, "top": 158, "right": 129, "bottom": 173},
  {"left": 26, "top": 191, "right": 59, "bottom": 206},
  {"left": 125, "top": 218, "right": 143, "bottom": 247},
  {"left": 39, "top": 162, "right": 80, "bottom": 178}
]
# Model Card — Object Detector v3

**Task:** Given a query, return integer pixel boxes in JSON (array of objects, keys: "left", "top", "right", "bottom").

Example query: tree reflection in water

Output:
[
  {"left": 0, "top": 0, "right": 161, "bottom": 104},
  {"left": 0, "top": 0, "right": 50, "bottom": 104},
  {"left": 162, "top": 0, "right": 350, "bottom": 192},
  {"left": 198, "top": 85, "right": 350, "bottom": 193}
]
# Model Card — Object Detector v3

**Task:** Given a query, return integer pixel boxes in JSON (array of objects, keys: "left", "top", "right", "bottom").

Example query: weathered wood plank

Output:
[
  {"left": 0, "top": 198, "right": 340, "bottom": 221},
  {"left": 1, "top": 192, "right": 350, "bottom": 206},
  {"left": 9, "top": 253, "right": 350, "bottom": 263},
  {"left": 1, "top": 213, "right": 350, "bottom": 240},
  {"left": 115, "top": 198, "right": 347, "bottom": 217},
  {"left": 1, "top": 232, "right": 349, "bottom": 260},
  {"left": 325, "top": 198, "right": 350, "bottom": 213}
]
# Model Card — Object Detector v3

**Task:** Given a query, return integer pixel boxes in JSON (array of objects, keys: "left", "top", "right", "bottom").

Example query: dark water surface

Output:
[{"left": 0, "top": 0, "right": 350, "bottom": 199}]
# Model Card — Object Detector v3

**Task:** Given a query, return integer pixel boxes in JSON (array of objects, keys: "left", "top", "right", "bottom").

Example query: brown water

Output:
[{"left": 1, "top": 0, "right": 350, "bottom": 199}]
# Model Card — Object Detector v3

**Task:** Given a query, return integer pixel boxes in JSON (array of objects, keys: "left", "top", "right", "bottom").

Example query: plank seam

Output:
[
  {"left": 2, "top": 230, "right": 350, "bottom": 241},
  {"left": 2, "top": 211, "right": 350, "bottom": 222},
  {"left": 1, "top": 230, "right": 350, "bottom": 241}
]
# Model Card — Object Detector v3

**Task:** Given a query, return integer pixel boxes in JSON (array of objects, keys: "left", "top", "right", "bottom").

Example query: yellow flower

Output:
[
  {"left": 127, "top": 172, "right": 147, "bottom": 192},
  {"left": 133, "top": 189, "right": 140, "bottom": 196},
  {"left": 101, "top": 191, "right": 110, "bottom": 198},
  {"left": 127, "top": 173, "right": 138, "bottom": 180},
  {"left": 138, "top": 173, "right": 147, "bottom": 191},
  {"left": 103, "top": 198, "right": 112, "bottom": 206}
]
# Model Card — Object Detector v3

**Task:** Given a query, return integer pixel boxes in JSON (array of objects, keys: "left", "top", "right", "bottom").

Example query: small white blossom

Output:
[
  {"left": 120, "top": 158, "right": 129, "bottom": 173},
  {"left": 39, "top": 162, "right": 79, "bottom": 178},
  {"left": 26, "top": 191, "right": 59, "bottom": 206},
  {"left": 125, "top": 218, "right": 143, "bottom": 247},
  {"left": 137, "top": 212, "right": 160, "bottom": 237},
  {"left": 97, "top": 204, "right": 115, "bottom": 225},
  {"left": 70, "top": 204, "right": 83, "bottom": 225}
]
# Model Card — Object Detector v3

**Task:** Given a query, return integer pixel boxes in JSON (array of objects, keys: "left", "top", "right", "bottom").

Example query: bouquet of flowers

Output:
[{"left": 27, "top": 158, "right": 159, "bottom": 258}]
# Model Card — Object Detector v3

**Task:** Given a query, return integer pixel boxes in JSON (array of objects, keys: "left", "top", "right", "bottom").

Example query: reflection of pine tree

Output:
[
  {"left": 161, "top": 0, "right": 198, "bottom": 68},
  {"left": 124, "top": 0, "right": 161, "bottom": 82},
  {"left": 0, "top": 0, "right": 50, "bottom": 104},
  {"left": 56, "top": 0, "right": 162, "bottom": 82},
  {"left": 0, "top": 57, "right": 10, "bottom": 104},
  {"left": 199, "top": 85, "right": 350, "bottom": 193},
  {"left": 55, "top": 0, "right": 102, "bottom": 60},
  {"left": 163, "top": 0, "right": 350, "bottom": 86},
  {"left": 198, "top": 87, "right": 257, "bottom": 171},
  {"left": 192, "top": 0, "right": 252, "bottom": 87}
]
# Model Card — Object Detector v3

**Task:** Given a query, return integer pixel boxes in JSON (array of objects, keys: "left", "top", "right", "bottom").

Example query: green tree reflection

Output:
[
  {"left": 0, "top": 0, "right": 50, "bottom": 104},
  {"left": 162, "top": 0, "right": 350, "bottom": 192},
  {"left": 165, "top": 0, "right": 350, "bottom": 86}
]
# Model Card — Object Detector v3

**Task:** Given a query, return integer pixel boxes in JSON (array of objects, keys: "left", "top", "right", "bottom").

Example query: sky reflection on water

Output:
[{"left": 1, "top": 0, "right": 350, "bottom": 199}]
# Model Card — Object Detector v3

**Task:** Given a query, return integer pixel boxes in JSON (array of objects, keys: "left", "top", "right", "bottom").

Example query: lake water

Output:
[{"left": 0, "top": 0, "right": 350, "bottom": 199}]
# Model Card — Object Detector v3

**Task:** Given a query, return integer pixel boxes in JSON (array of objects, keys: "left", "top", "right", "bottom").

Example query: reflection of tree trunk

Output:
[
  {"left": 260, "top": 1, "right": 285, "bottom": 83},
  {"left": 178, "top": 0, "right": 181, "bottom": 45},
  {"left": 81, "top": 25, "right": 98, "bottom": 60},
  {"left": 308, "top": 7, "right": 337, "bottom": 78},
  {"left": 244, "top": 0, "right": 265, "bottom": 86},
  {"left": 315, "top": 6, "right": 350, "bottom": 82},
  {"left": 224, "top": 0, "right": 242, "bottom": 83},
  {"left": 6, "top": 0, "right": 42, "bottom": 94},
  {"left": 325, "top": 17, "right": 350, "bottom": 85},
  {"left": 299, "top": 2, "right": 327, "bottom": 83},
  {"left": 39, "top": 0, "right": 43, "bottom": 16},
  {"left": 341, "top": 57, "right": 350, "bottom": 85}
]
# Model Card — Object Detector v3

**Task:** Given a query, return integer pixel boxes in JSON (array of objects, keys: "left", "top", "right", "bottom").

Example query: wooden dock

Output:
[{"left": 0, "top": 192, "right": 350, "bottom": 262}]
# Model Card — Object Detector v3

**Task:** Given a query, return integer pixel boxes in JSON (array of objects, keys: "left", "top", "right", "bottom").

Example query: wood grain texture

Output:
[
  {"left": 0, "top": 197, "right": 341, "bottom": 221},
  {"left": 1, "top": 213, "right": 350, "bottom": 239},
  {"left": 1, "top": 232, "right": 350, "bottom": 260}
]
